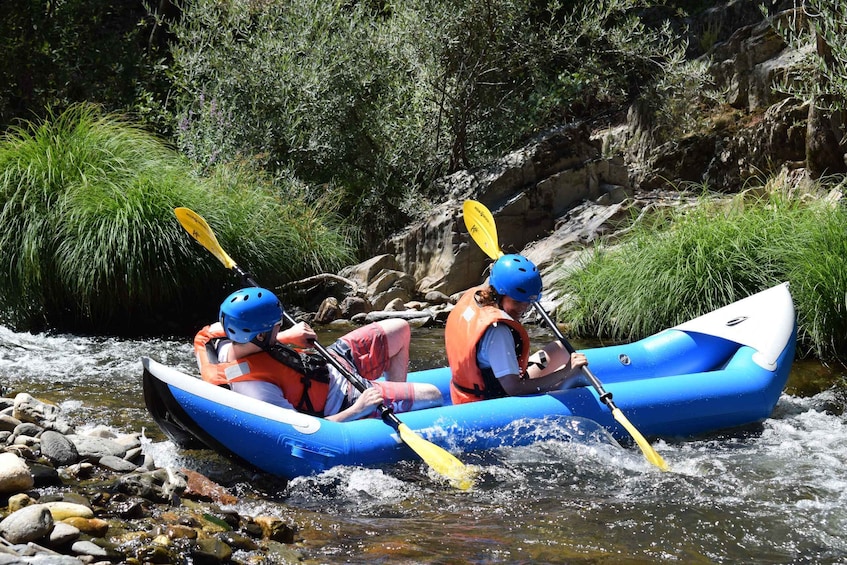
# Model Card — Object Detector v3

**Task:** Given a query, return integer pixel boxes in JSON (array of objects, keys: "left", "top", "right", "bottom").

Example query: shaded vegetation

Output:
[
  {"left": 556, "top": 178, "right": 847, "bottom": 363},
  {"left": 168, "top": 0, "right": 688, "bottom": 251},
  {"left": 0, "top": 0, "right": 175, "bottom": 136},
  {"left": 0, "top": 105, "right": 351, "bottom": 336}
]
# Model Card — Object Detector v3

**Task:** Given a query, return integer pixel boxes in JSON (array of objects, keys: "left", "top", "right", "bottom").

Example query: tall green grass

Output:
[
  {"left": 0, "top": 104, "right": 352, "bottom": 335},
  {"left": 556, "top": 185, "right": 847, "bottom": 363}
]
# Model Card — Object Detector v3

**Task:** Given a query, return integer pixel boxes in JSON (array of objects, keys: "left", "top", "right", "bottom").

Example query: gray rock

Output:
[
  {"left": 40, "top": 431, "right": 79, "bottom": 467},
  {"left": 0, "top": 452, "right": 34, "bottom": 494},
  {"left": 12, "top": 393, "right": 60, "bottom": 427},
  {"left": 98, "top": 455, "right": 137, "bottom": 473},
  {"left": 113, "top": 432, "right": 142, "bottom": 450},
  {"left": 66, "top": 435, "right": 127, "bottom": 460},
  {"left": 0, "top": 504, "right": 53, "bottom": 544},
  {"left": 70, "top": 540, "right": 109, "bottom": 558},
  {"left": 123, "top": 447, "right": 144, "bottom": 465},
  {"left": 48, "top": 521, "right": 81, "bottom": 546},
  {"left": 12, "top": 422, "right": 43, "bottom": 439}
]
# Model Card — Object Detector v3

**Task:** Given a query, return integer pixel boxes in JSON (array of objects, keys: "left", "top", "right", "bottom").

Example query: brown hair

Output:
[{"left": 475, "top": 285, "right": 500, "bottom": 307}]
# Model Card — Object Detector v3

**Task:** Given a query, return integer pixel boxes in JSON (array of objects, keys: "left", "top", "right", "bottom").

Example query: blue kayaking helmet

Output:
[
  {"left": 489, "top": 254, "right": 542, "bottom": 302},
  {"left": 219, "top": 287, "right": 283, "bottom": 344}
]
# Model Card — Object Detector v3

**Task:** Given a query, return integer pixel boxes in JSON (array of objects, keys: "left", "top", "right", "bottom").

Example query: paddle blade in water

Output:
[
  {"left": 612, "top": 408, "right": 669, "bottom": 471},
  {"left": 397, "top": 423, "right": 476, "bottom": 490}
]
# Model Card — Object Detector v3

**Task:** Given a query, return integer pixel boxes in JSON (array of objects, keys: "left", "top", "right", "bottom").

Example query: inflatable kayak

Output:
[{"left": 142, "top": 282, "right": 796, "bottom": 480}]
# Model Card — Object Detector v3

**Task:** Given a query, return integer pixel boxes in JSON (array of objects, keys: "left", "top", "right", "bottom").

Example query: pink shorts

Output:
[
  {"left": 329, "top": 323, "right": 416, "bottom": 414},
  {"left": 330, "top": 322, "right": 390, "bottom": 381},
  {"left": 370, "top": 381, "right": 416, "bottom": 414}
]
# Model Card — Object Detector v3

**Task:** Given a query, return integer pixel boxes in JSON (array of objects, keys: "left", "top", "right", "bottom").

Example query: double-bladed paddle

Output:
[
  {"left": 462, "top": 200, "right": 669, "bottom": 471},
  {"left": 174, "top": 207, "right": 476, "bottom": 489}
]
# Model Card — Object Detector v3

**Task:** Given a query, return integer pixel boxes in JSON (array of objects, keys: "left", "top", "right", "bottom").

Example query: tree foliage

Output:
[
  {"left": 767, "top": 0, "right": 847, "bottom": 110},
  {"left": 0, "top": 0, "right": 174, "bottom": 135},
  {"left": 169, "top": 0, "right": 687, "bottom": 251}
]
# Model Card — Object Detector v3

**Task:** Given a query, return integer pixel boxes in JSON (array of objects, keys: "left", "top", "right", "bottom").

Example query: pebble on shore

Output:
[{"left": 0, "top": 392, "right": 302, "bottom": 564}]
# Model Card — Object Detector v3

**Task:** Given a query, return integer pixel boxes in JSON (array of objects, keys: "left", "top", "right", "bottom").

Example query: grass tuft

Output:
[
  {"left": 555, "top": 182, "right": 847, "bottom": 363},
  {"left": 0, "top": 104, "right": 352, "bottom": 335}
]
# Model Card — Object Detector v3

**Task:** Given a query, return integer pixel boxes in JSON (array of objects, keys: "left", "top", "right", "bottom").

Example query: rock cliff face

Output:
[
  {"left": 386, "top": 124, "right": 630, "bottom": 299},
  {"left": 311, "top": 3, "right": 842, "bottom": 322}
]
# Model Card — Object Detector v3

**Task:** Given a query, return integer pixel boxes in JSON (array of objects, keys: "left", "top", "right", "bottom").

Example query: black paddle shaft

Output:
[
  {"left": 234, "top": 265, "right": 400, "bottom": 428},
  {"left": 531, "top": 302, "right": 614, "bottom": 406}
]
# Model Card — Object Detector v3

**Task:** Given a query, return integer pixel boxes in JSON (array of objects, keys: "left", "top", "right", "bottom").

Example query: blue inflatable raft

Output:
[{"left": 142, "top": 283, "right": 796, "bottom": 480}]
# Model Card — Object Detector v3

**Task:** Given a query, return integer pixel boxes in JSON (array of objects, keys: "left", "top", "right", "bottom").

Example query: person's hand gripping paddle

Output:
[
  {"left": 462, "top": 200, "right": 668, "bottom": 471},
  {"left": 175, "top": 207, "right": 478, "bottom": 489}
]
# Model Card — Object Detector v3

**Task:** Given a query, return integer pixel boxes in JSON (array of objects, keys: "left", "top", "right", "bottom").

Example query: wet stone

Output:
[
  {"left": 40, "top": 430, "right": 80, "bottom": 466},
  {"left": 30, "top": 461, "right": 62, "bottom": 486},
  {"left": 216, "top": 531, "right": 259, "bottom": 551},
  {"left": 0, "top": 388, "right": 308, "bottom": 564},
  {"left": 252, "top": 515, "right": 297, "bottom": 544},
  {"left": 191, "top": 537, "right": 232, "bottom": 565},
  {"left": 110, "top": 496, "right": 147, "bottom": 519},
  {"left": 164, "top": 524, "right": 198, "bottom": 540},
  {"left": 70, "top": 539, "right": 111, "bottom": 558},
  {"left": 98, "top": 454, "right": 138, "bottom": 472},
  {"left": 135, "top": 543, "right": 175, "bottom": 564},
  {"left": 41, "top": 492, "right": 92, "bottom": 508}
]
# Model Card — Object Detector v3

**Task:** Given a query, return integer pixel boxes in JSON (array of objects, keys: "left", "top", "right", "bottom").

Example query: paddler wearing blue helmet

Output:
[
  {"left": 445, "top": 254, "right": 588, "bottom": 404},
  {"left": 194, "top": 287, "right": 443, "bottom": 422}
]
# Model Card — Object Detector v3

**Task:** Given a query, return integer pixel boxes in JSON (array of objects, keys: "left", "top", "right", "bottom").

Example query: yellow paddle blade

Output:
[
  {"left": 462, "top": 200, "right": 669, "bottom": 472},
  {"left": 398, "top": 423, "right": 477, "bottom": 490},
  {"left": 612, "top": 408, "right": 669, "bottom": 471},
  {"left": 462, "top": 200, "right": 504, "bottom": 260},
  {"left": 174, "top": 207, "right": 236, "bottom": 270}
]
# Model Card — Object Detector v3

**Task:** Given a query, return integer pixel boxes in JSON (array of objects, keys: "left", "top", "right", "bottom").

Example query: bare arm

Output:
[
  {"left": 277, "top": 321, "right": 317, "bottom": 348},
  {"left": 325, "top": 388, "right": 384, "bottom": 422},
  {"left": 499, "top": 350, "right": 588, "bottom": 396}
]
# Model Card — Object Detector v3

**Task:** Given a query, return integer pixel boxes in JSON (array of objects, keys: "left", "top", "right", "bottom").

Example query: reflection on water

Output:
[{"left": 2, "top": 323, "right": 847, "bottom": 563}]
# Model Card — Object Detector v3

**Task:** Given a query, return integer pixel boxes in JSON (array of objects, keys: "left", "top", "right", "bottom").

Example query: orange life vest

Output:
[
  {"left": 194, "top": 324, "right": 331, "bottom": 417},
  {"left": 445, "top": 286, "right": 530, "bottom": 404}
]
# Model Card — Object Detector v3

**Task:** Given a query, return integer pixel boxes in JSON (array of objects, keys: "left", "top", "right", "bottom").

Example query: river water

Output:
[{"left": 1, "top": 322, "right": 846, "bottom": 564}]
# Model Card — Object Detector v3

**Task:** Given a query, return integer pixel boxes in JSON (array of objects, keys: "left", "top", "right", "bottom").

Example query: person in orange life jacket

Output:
[
  {"left": 196, "top": 287, "right": 443, "bottom": 422},
  {"left": 445, "top": 254, "right": 588, "bottom": 405}
]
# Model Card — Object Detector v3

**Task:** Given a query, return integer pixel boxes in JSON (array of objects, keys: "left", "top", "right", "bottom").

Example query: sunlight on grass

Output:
[{"left": 555, "top": 180, "right": 847, "bottom": 363}]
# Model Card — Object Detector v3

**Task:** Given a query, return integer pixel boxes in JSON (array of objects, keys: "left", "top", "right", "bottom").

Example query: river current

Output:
[{"left": 1, "top": 323, "right": 846, "bottom": 564}]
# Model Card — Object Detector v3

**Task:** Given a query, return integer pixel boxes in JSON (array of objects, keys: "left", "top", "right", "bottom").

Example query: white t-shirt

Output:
[{"left": 476, "top": 323, "right": 520, "bottom": 379}]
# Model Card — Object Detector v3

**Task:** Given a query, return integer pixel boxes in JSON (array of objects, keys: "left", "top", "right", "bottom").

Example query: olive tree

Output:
[{"left": 169, "top": 0, "right": 687, "bottom": 251}]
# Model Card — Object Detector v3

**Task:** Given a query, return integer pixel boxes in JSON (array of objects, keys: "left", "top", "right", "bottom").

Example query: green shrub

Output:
[
  {"left": 168, "top": 0, "right": 688, "bottom": 251},
  {"left": 0, "top": 104, "right": 351, "bottom": 335},
  {"left": 0, "top": 0, "right": 175, "bottom": 136},
  {"left": 556, "top": 183, "right": 847, "bottom": 362}
]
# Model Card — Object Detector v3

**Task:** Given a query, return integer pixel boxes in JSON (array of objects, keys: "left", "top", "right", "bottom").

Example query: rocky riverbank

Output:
[{"left": 0, "top": 392, "right": 301, "bottom": 564}]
